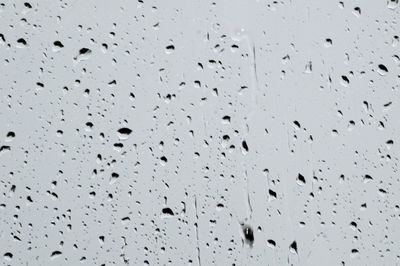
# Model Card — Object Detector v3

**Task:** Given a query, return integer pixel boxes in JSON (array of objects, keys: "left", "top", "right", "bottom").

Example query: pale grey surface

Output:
[{"left": 1, "top": 0, "right": 400, "bottom": 265}]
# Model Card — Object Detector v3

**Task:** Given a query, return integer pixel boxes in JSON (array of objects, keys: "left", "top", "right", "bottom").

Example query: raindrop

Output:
[
  {"left": 377, "top": 64, "right": 388, "bottom": 75},
  {"left": 267, "top": 239, "right": 276, "bottom": 248},
  {"left": 3, "top": 252, "right": 13, "bottom": 261},
  {"left": 242, "top": 224, "right": 254, "bottom": 246},
  {"left": 50, "top": 250, "right": 62, "bottom": 259},
  {"left": 53, "top": 40, "right": 64, "bottom": 51},
  {"left": 387, "top": 0, "right": 399, "bottom": 9},
  {"left": 117, "top": 127, "right": 132, "bottom": 139},
  {"left": 341, "top": 75, "right": 350, "bottom": 86},
  {"left": 297, "top": 173, "right": 306, "bottom": 185},
  {"left": 16, "top": 38, "right": 27, "bottom": 48},
  {"left": 289, "top": 241, "right": 298, "bottom": 254},
  {"left": 162, "top": 207, "right": 174, "bottom": 216},
  {"left": 241, "top": 140, "right": 249, "bottom": 154},
  {"left": 165, "top": 44, "right": 175, "bottom": 54}
]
